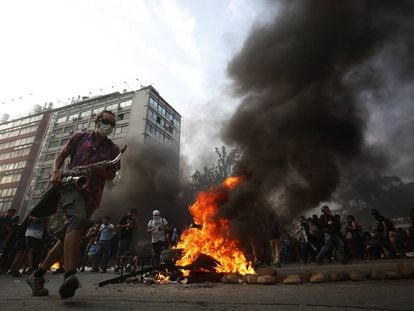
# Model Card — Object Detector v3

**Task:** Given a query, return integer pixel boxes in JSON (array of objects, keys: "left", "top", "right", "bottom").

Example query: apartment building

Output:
[
  {"left": 26, "top": 86, "right": 181, "bottom": 215},
  {"left": 0, "top": 111, "right": 52, "bottom": 214}
]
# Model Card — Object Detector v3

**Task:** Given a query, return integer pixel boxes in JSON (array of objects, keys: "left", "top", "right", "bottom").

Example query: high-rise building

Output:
[
  {"left": 0, "top": 111, "right": 52, "bottom": 215},
  {"left": 25, "top": 86, "right": 181, "bottom": 216}
]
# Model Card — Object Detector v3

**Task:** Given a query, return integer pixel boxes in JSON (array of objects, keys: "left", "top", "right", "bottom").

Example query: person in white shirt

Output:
[
  {"left": 92, "top": 216, "right": 114, "bottom": 273},
  {"left": 147, "top": 210, "right": 169, "bottom": 263}
]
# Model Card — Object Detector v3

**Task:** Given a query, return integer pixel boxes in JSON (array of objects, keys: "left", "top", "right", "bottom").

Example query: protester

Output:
[
  {"left": 25, "top": 216, "right": 48, "bottom": 273},
  {"left": 92, "top": 216, "right": 114, "bottom": 273},
  {"left": 0, "top": 216, "right": 22, "bottom": 274},
  {"left": 27, "top": 110, "right": 120, "bottom": 298},
  {"left": 0, "top": 208, "right": 17, "bottom": 255},
  {"left": 345, "top": 215, "right": 364, "bottom": 260},
  {"left": 268, "top": 214, "right": 282, "bottom": 267},
  {"left": 147, "top": 210, "right": 169, "bottom": 264},
  {"left": 315, "top": 206, "right": 347, "bottom": 264},
  {"left": 115, "top": 208, "right": 137, "bottom": 272},
  {"left": 79, "top": 220, "right": 102, "bottom": 272},
  {"left": 8, "top": 217, "right": 28, "bottom": 277},
  {"left": 294, "top": 216, "right": 318, "bottom": 264},
  {"left": 371, "top": 209, "right": 399, "bottom": 257}
]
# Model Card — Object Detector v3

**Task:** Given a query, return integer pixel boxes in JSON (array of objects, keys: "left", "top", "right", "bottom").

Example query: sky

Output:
[{"left": 0, "top": 0, "right": 277, "bottom": 173}]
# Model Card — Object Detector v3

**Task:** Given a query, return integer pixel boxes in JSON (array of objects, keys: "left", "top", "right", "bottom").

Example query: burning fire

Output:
[
  {"left": 176, "top": 176, "right": 255, "bottom": 276},
  {"left": 51, "top": 262, "right": 60, "bottom": 270}
]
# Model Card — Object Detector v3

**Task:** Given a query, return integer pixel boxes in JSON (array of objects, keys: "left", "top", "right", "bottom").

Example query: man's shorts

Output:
[
  {"left": 59, "top": 185, "right": 93, "bottom": 233},
  {"left": 117, "top": 239, "right": 132, "bottom": 257},
  {"left": 26, "top": 236, "right": 43, "bottom": 251}
]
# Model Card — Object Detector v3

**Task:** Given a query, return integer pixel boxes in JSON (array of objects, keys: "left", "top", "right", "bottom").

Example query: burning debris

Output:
[{"left": 176, "top": 176, "right": 254, "bottom": 276}]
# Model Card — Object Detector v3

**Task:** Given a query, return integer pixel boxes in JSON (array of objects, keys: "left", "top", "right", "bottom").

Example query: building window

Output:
[
  {"left": 92, "top": 106, "right": 105, "bottom": 116},
  {"left": 117, "top": 112, "right": 130, "bottom": 121},
  {"left": 119, "top": 100, "right": 132, "bottom": 109},
  {"left": 60, "top": 138, "right": 69, "bottom": 146},
  {"left": 69, "top": 113, "right": 79, "bottom": 121},
  {"left": 80, "top": 110, "right": 91, "bottom": 119},
  {"left": 53, "top": 127, "right": 64, "bottom": 135},
  {"left": 44, "top": 153, "right": 56, "bottom": 161},
  {"left": 57, "top": 116, "right": 67, "bottom": 124},
  {"left": 48, "top": 140, "right": 59, "bottom": 148},
  {"left": 106, "top": 103, "right": 118, "bottom": 112},
  {"left": 149, "top": 97, "right": 158, "bottom": 109},
  {"left": 64, "top": 125, "right": 75, "bottom": 133},
  {"left": 39, "top": 167, "right": 51, "bottom": 178},
  {"left": 35, "top": 182, "right": 48, "bottom": 191},
  {"left": 114, "top": 125, "right": 128, "bottom": 136}
]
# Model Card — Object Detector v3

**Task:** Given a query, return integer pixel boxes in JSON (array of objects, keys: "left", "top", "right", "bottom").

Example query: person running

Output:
[
  {"left": 27, "top": 110, "right": 120, "bottom": 298},
  {"left": 147, "top": 210, "right": 169, "bottom": 264}
]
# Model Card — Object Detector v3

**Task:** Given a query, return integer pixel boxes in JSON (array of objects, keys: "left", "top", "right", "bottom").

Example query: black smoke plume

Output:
[
  {"left": 95, "top": 141, "right": 191, "bottom": 238},
  {"left": 220, "top": 0, "right": 414, "bottom": 234}
]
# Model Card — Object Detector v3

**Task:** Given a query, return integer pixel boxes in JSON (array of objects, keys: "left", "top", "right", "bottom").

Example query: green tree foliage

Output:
[{"left": 190, "top": 146, "right": 240, "bottom": 197}]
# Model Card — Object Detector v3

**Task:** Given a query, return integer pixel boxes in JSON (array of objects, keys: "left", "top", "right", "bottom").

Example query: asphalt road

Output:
[{"left": 0, "top": 259, "right": 413, "bottom": 311}]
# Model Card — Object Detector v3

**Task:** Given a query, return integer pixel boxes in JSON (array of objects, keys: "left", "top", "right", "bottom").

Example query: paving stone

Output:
[
  {"left": 329, "top": 271, "right": 348, "bottom": 282},
  {"left": 310, "top": 273, "right": 327, "bottom": 283},
  {"left": 283, "top": 274, "right": 302, "bottom": 285},
  {"left": 257, "top": 275, "right": 277, "bottom": 285}
]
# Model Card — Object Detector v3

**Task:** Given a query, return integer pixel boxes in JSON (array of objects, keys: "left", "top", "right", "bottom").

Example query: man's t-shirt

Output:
[
  {"left": 147, "top": 218, "right": 168, "bottom": 243},
  {"left": 118, "top": 215, "right": 136, "bottom": 240},
  {"left": 61, "top": 131, "right": 120, "bottom": 216},
  {"left": 99, "top": 223, "right": 114, "bottom": 241}
]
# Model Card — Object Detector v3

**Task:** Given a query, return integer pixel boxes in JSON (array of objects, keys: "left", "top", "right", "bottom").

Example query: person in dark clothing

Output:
[
  {"left": 371, "top": 209, "right": 398, "bottom": 257},
  {"left": 0, "top": 208, "right": 17, "bottom": 255},
  {"left": 0, "top": 216, "right": 23, "bottom": 274},
  {"left": 408, "top": 208, "right": 414, "bottom": 254},
  {"left": 315, "top": 206, "right": 346, "bottom": 264},
  {"left": 345, "top": 215, "right": 364, "bottom": 260},
  {"left": 294, "top": 216, "right": 318, "bottom": 264},
  {"left": 115, "top": 208, "right": 137, "bottom": 272},
  {"left": 268, "top": 215, "right": 282, "bottom": 267}
]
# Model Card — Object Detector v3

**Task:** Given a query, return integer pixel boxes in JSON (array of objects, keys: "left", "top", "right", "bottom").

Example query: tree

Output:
[
  {"left": 332, "top": 174, "right": 412, "bottom": 227},
  {"left": 190, "top": 146, "right": 240, "bottom": 197}
]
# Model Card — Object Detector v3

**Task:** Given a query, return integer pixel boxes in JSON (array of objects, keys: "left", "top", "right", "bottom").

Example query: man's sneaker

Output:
[
  {"left": 59, "top": 274, "right": 80, "bottom": 299},
  {"left": 27, "top": 273, "right": 49, "bottom": 297}
]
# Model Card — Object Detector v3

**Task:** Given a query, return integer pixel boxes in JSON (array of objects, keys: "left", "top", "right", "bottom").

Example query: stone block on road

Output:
[{"left": 310, "top": 273, "right": 327, "bottom": 283}]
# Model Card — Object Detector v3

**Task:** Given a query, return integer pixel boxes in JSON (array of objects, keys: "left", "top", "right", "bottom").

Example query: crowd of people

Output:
[
  {"left": 0, "top": 207, "right": 174, "bottom": 276},
  {"left": 279, "top": 206, "right": 414, "bottom": 266}
]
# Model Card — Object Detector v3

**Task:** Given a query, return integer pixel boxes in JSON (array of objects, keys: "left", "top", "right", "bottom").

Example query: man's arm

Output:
[{"left": 50, "top": 149, "right": 70, "bottom": 186}]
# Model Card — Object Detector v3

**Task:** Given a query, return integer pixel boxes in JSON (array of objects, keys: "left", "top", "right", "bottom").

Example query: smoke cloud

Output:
[
  {"left": 220, "top": 0, "right": 414, "bottom": 232},
  {"left": 95, "top": 141, "right": 192, "bottom": 236}
]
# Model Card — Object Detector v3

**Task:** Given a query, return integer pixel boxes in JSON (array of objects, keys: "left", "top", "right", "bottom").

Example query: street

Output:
[{"left": 0, "top": 259, "right": 413, "bottom": 311}]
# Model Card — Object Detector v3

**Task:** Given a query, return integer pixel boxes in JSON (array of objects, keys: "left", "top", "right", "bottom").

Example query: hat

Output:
[{"left": 153, "top": 210, "right": 160, "bottom": 216}]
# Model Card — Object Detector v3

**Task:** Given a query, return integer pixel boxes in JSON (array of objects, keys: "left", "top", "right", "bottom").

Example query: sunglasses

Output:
[{"left": 100, "top": 119, "right": 116, "bottom": 127}]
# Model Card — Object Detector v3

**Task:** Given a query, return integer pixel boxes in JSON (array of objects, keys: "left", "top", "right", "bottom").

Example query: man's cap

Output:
[{"left": 153, "top": 210, "right": 160, "bottom": 216}]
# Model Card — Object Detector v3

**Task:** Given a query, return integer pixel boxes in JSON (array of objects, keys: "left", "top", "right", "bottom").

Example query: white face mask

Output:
[{"left": 98, "top": 123, "right": 113, "bottom": 136}]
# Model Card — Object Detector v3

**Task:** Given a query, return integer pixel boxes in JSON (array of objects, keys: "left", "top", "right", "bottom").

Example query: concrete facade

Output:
[{"left": 0, "top": 111, "right": 52, "bottom": 215}]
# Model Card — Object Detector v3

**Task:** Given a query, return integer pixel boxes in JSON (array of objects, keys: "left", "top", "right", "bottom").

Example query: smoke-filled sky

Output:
[
  {"left": 220, "top": 0, "right": 414, "bottom": 226},
  {"left": 0, "top": 0, "right": 277, "bottom": 173}
]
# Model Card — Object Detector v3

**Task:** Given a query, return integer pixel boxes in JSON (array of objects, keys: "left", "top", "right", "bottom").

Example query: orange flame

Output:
[
  {"left": 51, "top": 262, "right": 60, "bottom": 270},
  {"left": 154, "top": 271, "right": 171, "bottom": 284},
  {"left": 176, "top": 176, "right": 254, "bottom": 276}
]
